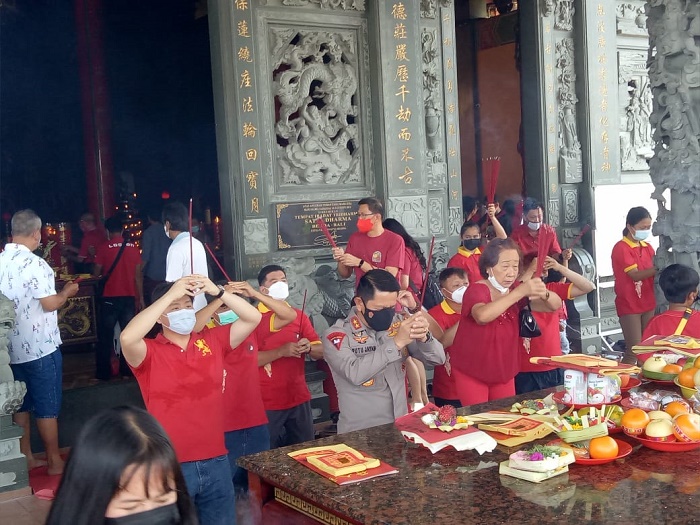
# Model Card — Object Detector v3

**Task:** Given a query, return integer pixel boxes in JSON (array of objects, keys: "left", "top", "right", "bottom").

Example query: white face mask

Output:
[
  {"left": 267, "top": 281, "right": 289, "bottom": 301},
  {"left": 527, "top": 221, "right": 541, "bottom": 231},
  {"left": 488, "top": 274, "right": 509, "bottom": 294},
  {"left": 450, "top": 285, "right": 468, "bottom": 304},
  {"left": 165, "top": 309, "right": 196, "bottom": 335},
  {"left": 164, "top": 224, "right": 170, "bottom": 237}
]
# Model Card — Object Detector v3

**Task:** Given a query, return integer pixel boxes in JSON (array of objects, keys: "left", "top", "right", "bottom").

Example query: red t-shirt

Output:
[
  {"left": 519, "top": 282, "right": 574, "bottom": 373},
  {"left": 94, "top": 235, "right": 142, "bottom": 297},
  {"left": 223, "top": 332, "right": 268, "bottom": 432},
  {"left": 451, "top": 282, "right": 524, "bottom": 384},
  {"left": 255, "top": 305, "right": 320, "bottom": 411},
  {"left": 447, "top": 247, "right": 482, "bottom": 285},
  {"left": 132, "top": 327, "right": 229, "bottom": 463},
  {"left": 510, "top": 223, "right": 562, "bottom": 264},
  {"left": 428, "top": 300, "right": 461, "bottom": 400},
  {"left": 403, "top": 247, "right": 424, "bottom": 291},
  {"left": 611, "top": 237, "right": 656, "bottom": 316},
  {"left": 345, "top": 230, "right": 405, "bottom": 284},
  {"left": 79, "top": 228, "right": 107, "bottom": 263},
  {"left": 642, "top": 309, "right": 700, "bottom": 340}
]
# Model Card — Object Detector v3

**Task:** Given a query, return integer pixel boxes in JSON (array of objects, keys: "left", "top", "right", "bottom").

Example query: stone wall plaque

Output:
[{"left": 276, "top": 200, "right": 358, "bottom": 250}]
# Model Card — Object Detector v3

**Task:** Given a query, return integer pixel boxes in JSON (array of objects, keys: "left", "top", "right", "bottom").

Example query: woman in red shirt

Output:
[
  {"left": 450, "top": 239, "right": 561, "bottom": 405},
  {"left": 611, "top": 206, "right": 657, "bottom": 360}
]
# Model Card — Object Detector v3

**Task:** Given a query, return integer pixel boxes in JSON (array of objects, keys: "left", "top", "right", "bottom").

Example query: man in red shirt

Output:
[
  {"left": 93, "top": 217, "right": 144, "bottom": 380},
  {"left": 120, "top": 275, "right": 262, "bottom": 525},
  {"left": 515, "top": 256, "right": 596, "bottom": 394},
  {"left": 427, "top": 268, "right": 468, "bottom": 408},
  {"left": 510, "top": 198, "right": 570, "bottom": 265},
  {"left": 256, "top": 265, "right": 324, "bottom": 448},
  {"left": 63, "top": 212, "right": 107, "bottom": 272},
  {"left": 643, "top": 264, "right": 700, "bottom": 340},
  {"left": 333, "top": 197, "right": 405, "bottom": 287}
]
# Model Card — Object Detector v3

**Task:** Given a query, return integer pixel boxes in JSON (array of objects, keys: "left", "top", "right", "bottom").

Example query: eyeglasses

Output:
[{"left": 357, "top": 212, "right": 376, "bottom": 218}]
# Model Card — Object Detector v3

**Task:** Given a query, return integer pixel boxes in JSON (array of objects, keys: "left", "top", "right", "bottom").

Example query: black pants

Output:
[
  {"left": 514, "top": 369, "right": 564, "bottom": 395},
  {"left": 97, "top": 296, "right": 135, "bottom": 380},
  {"left": 266, "top": 401, "right": 315, "bottom": 449}
]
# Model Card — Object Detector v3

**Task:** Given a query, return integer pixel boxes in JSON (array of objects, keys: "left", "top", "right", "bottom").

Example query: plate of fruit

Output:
[
  {"left": 619, "top": 375, "right": 642, "bottom": 392},
  {"left": 641, "top": 355, "right": 683, "bottom": 383},
  {"left": 574, "top": 437, "right": 633, "bottom": 465},
  {"left": 622, "top": 407, "right": 700, "bottom": 451}
]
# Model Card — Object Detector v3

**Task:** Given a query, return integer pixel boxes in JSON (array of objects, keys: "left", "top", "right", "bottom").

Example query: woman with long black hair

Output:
[{"left": 46, "top": 406, "right": 197, "bottom": 525}]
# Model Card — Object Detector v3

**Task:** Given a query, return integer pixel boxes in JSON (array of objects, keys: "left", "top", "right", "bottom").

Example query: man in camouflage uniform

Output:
[{"left": 323, "top": 270, "right": 445, "bottom": 433}]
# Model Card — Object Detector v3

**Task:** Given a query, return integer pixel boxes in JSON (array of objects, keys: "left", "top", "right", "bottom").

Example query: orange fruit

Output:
[
  {"left": 662, "top": 364, "right": 682, "bottom": 374},
  {"left": 621, "top": 408, "right": 650, "bottom": 436},
  {"left": 664, "top": 400, "right": 690, "bottom": 418},
  {"left": 678, "top": 368, "right": 697, "bottom": 388},
  {"left": 588, "top": 436, "right": 619, "bottom": 459},
  {"left": 619, "top": 374, "right": 630, "bottom": 388},
  {"left": 673, "top": 413, "right": 700, "bottom": 442}
]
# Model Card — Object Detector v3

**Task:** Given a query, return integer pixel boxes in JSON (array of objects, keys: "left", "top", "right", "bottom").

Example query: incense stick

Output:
[
  {"left": 298, "top": 289, "right": 308, "bottom": 339},
  {"left": 204, "top": 243, "right": 232, "bottom": 282},
  {"left": 567, "top": 224, "right": 591, "bottom": 249},
  {"left": 316, "top": 218, "right": 338, "bottom": 249},
  {"left": 188, "top": 198, "right": 194, "bottom": 276},
  {"left": 535, "top": 227, "right": 549, "bottom": 277},
  {"left": 419, "top": 237, "right": 435, "bottom": 309}
]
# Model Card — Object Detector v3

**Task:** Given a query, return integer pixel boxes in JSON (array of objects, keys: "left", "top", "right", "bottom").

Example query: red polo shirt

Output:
[
  {"left": 255, "top": 304, "right": 320, "bottom": 411},
  {"left": 222, "top": 332, "right": 268, "bottom": 432},
  {"left": 611, "top": 237, "right": 656, "bottom": 316},
  {"left": 94, "top": 235, "right": 142, "bottom": 297},
  {"left": 345, "top": 230, "right": 405, "bottom": 284},
  {"left": 447, "top": 246, "right": 482, "bottom": 285},
  {"left": 642, "top": 309, "right": 700, "bottom": 340},
  {"left": 132, "top": 327, "right": 229, "bottom": 463},
  {"left": 519, "top": 282, "right": 574, "bottom": 373},
  {"left": 511, "top": 223, "right": 562, "bottom": 264},
  {"left": 428, "top": 300, "right": 461, "bottom": 400}
]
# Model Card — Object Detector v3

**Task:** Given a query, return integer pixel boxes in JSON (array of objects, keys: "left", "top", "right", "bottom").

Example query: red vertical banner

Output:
[{"left": 74, "top": 0, "right": 115, "bottom": 220}]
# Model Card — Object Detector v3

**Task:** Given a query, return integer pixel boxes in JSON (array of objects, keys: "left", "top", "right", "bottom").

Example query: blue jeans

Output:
[
  {"left": 11, "top": 350, "right": 62, "bottom": 418},
  {"left": 225, "top": 424, "right": 270, "bottom": 494},
  {"left": 181, "top": 455, "right": 236, "bottom": 525}
]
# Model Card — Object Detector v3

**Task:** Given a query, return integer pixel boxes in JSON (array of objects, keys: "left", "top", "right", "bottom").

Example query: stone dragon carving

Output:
[
  {"left": 272, "top": 30, "right": 361, "bottom": 185},
  {"left": 647, "top": 0, "right": 700, "bottom": 279},
  {"left": 0, "top": 293, "right": 26, "bottom": 415}
]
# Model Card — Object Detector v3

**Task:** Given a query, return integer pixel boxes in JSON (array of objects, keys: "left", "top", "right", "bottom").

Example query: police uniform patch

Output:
[
  {"left": 362, "top": 378, "right": 375, "bottom": 387},
  {"left": 350, "top": 316, "right": 362, "bottom": 330},
  {"left": 372, "top": 250, "right": 382, "bottom": 263},
  {"left": 327, "top": 331, "right": 346, "bottom": 350},
  {"left": 387, "top": 320, "right": 401, "bottom": 337},
  {"left": 352, "top": 329, "right": 368, "bottom": 344}
]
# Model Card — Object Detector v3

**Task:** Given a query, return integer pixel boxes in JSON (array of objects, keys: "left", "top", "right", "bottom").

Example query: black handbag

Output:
[
  {"left": 409, "top": 271, "right": 444, "bottom": 311},
  {"left": 519, "top": 300, "right": 541, "bottom": 338}
]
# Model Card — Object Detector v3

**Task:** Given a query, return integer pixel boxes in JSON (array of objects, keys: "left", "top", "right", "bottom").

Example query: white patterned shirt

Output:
[{"left": 0, "top": 243, "right": 61, "bottom": 364}]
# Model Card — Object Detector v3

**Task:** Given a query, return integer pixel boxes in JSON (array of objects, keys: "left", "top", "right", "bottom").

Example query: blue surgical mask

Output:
[
  {"left": 633, "top": 229, "right": 650, "bottom": 241},
  {"left": 216, "top": 309, "right": 239, "bottom": 325},
  {"left": 165, "top": 309, "right": 196, "bottom": 335}
]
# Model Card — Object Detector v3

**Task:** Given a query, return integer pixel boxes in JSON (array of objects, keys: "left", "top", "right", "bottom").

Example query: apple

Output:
[
  {"left": 694, "top": 369, "right": 700, "bottom": 387},
  {"left": 643, "top": 356, "right": 668, "bottom": 373},
  {"left": 648, "top": 410, "right": 673, "bottom": 421},
  {"left": 645, "top": 419, "right": 676, "bottom": 442}
]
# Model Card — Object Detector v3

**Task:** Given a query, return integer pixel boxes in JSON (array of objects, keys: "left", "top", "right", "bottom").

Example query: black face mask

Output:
[
  {"left": 462, "top": 239, "right": 481, "bottom": 251},
  {"left": 361, "top": 301, "right": 395, "bottom": 332},
  {"left": 105, "top": 503, "right": 180, "bottom": 525}
]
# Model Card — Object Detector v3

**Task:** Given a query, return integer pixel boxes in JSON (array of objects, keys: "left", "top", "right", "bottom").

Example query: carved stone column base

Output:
[{"left": 0, "top": 415, "right": 29, "bottom": 493}]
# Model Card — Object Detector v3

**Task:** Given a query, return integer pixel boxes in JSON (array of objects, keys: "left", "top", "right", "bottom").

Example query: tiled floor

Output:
[{"left": 0, "top": 495, "right": 51, "bottom": 525}]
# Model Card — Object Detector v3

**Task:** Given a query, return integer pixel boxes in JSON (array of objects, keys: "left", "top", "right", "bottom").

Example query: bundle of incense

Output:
[
  {"left": 297, "top": 289, "right": 308, "bottom": 339},
  {"left": 419, "top": 237, "right": 435, "bottom": 308},
  {"left": 316, "top": 217, "right": 338, "bottom": 249},
  {"left": 188, "top": 198, "right": 194, "bottom": 275},
  {"left": 204, "top": 243, "right": 232, "bottom": 282},
  {"left": 535, "top": 226, "right": 550, "bottom": 277},
  {"left": 485, "top": 156, "right": 501, "bottom": 205},
  {"left": 567, "top": 224, "right": 591, "bottom": 249}
]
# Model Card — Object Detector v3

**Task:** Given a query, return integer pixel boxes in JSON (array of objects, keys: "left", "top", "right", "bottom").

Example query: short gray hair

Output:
[{"left": 11, "top": 209, "right": 42, "bottom": 237}]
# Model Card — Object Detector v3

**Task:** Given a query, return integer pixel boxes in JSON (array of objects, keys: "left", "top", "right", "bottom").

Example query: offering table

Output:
[{"left": 240, "top": 387, "right": 700, "bottom": 525}]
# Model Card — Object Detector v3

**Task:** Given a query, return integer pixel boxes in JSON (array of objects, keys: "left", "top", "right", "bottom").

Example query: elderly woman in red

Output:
[
  {"left": 450, "top": 238, "right": 561, "bottom": 405},
  {"left": 611, "top": 206, "right": 657, "bottom": 361}
]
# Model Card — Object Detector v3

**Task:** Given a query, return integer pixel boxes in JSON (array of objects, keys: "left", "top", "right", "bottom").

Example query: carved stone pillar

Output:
[
  {"left": 519, "top": 1, "right": 600, "bottom": 354},
  {"left": 646, "top": 0, "right": 700, "bottom": 281}
]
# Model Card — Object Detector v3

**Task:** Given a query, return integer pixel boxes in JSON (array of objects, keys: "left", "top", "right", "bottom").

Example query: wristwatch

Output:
[{"left": 215, "top": 285, "right": 226, "bottom": 299}]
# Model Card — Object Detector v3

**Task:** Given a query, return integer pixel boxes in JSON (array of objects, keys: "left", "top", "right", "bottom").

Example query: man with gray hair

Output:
[{"left": 0, "top": 209, "right": 79, "bottom": 475}]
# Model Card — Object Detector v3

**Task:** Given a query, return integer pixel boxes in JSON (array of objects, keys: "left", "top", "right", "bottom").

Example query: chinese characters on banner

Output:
[
  {"left": 234, "top": 2, "right": 263, "bottom": 215},
  {"left": 441, "top": 8, "right": 461, "bottom": 204},
  {"left": 387, "top": 2, "right": 419, "bottom": 187}
]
